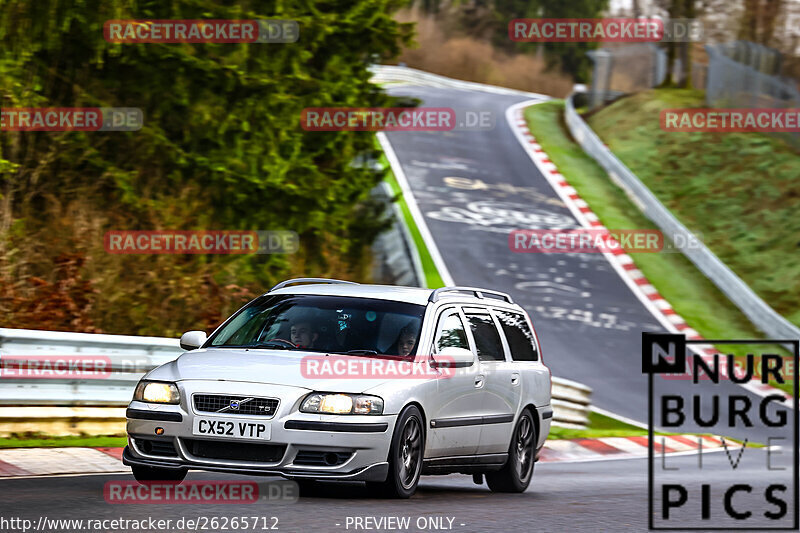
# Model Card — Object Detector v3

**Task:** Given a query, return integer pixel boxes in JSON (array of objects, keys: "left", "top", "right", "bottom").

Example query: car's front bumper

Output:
[{"left": 124, "top": 380, "right": 396, "bottom": 482}]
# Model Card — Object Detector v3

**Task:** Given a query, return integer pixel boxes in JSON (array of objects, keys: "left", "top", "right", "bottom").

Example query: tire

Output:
[
  {"left": 131, "top": 464, "right": 187, "bottom": 485},
  {"left": 486, "top": 409, "right": 536, "bottom": 493},
  {"left": 366, "top": 405, "right": 424, "bottom": 499}
]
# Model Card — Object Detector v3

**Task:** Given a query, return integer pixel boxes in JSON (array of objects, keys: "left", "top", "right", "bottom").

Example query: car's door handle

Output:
[
  {"left": 474, "top": 375, "right": 485, "bottom": 388},
  {"left": 511, "top": 373, "right": 520, "bottom": 385}
]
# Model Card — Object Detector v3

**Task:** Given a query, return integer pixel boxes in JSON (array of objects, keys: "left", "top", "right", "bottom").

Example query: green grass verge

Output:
[
  {"left": 524, "top": 101, "right": 792, "bottom": 393},
  {"left": 548, "top": 410, "right": 650, "bottom": 439},
  {"left": 0, "top": 434, "right": 127, "bottom": 448},
  {"left": 376, "top": 136, "right": 446, "bottom": 288},
  {"left": 587, "top": 90, "right": 800, "bottom": 329}
]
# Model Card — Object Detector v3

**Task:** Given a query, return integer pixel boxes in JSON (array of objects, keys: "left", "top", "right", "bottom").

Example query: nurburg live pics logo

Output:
[{"left": 642, "top": 333, "right": 799, "bottom": 530}]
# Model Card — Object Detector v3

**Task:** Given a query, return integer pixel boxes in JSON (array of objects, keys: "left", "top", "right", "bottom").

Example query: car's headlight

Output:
[
  {"left": 133, "top": 381, "right": 180, "bottom": 404},
  {"left": 300, "top": 393, "right": 384, "bottom": 415}
]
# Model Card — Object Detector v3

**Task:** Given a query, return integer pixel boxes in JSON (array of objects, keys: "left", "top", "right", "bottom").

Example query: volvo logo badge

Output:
[{"left": 229, "top": 400, "right": 240, "bottom": 410}]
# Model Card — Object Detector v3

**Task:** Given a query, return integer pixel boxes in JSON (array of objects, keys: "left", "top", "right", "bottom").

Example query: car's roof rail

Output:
[
  {"left": 269, "top": 278, "right": 359, "bottom": 292},
  {"left": 429, "top": 286, "right": 514, "bottom": 304}
]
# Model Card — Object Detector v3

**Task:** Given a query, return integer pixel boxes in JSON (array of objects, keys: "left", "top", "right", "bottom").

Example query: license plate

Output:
[{"left": 192, "top": 417, "right": 271, "bottom": 440}]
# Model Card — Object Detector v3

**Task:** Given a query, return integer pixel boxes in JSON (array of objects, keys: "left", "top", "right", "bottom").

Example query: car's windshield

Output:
[{"left": 208, "top": 294, "right": 425, "bottom": 357}]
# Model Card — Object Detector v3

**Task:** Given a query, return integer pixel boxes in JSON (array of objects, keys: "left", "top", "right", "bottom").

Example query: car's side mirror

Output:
[
  {"left": 431, "top": 346, "right": 474, "bottom": 368},
  {"left": 180, "top": 330, "right": 207, "bottom": 351}
]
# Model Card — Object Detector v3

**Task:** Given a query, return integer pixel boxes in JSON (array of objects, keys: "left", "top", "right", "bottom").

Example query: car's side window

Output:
[
  {"left": 464, "top": 312, "right": 505, "bottom": 362},
  {"left": 433, "top": 310, "right": 470, "bottom": 353},
  {"left": 494, "top": 310, "right": 538, "bottom": 361}
]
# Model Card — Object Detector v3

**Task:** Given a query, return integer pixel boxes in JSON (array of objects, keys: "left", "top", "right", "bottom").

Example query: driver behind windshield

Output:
[{"left": 290, "top": 321, "right": 318, "bottom": 349}]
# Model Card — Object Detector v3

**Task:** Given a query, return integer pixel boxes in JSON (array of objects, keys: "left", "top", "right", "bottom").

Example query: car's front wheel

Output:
[
  {"left": 131, "top": 464, "right": 187, "bottom": 485},
  {"left": 486, "top": 409, "right": 536, "bottom": 493},
  {"left": 367, "top": 405, "right": 424, "bottom": 499}
]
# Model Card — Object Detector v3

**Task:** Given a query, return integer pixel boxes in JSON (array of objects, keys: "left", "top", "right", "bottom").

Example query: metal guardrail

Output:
[
  {"left": 551, "top": 378, "right": 592, "bottom": 428},
  {"left": 564, "top": 94, "right": 800, "bottom": 342},
  {"left": 0, "top": 328, "right": 591, "bottom": 429},
  {"left": 0, "top": 328, "right": 182, "bottom": 406},
  {"left": 372, "top": 182, "right": 424, "bottom": 288}
]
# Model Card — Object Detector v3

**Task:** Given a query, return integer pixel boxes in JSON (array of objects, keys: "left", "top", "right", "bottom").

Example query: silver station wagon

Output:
[{"left": 123, "top": 279, "right": 552, "bottom": 498}]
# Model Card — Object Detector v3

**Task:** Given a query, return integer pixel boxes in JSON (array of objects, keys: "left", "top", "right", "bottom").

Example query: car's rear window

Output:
[
  {"left": 495, "top": 310, "right": 538, "bottom": 361},
  {"left": 465, "top": 313, "right": 505, "bottom": 362},
  {"left": 207, "top": 294, "right": 426, "bottom": 357}
]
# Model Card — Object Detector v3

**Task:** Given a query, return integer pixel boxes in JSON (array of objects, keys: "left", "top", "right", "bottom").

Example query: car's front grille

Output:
[
  {"left": 183, "top": 439, "right": 286, "bottom": 463},
  {"left": 134, "top": 438, "right": 179, "bottom": 458},
  {"left": 293, "top": 450, "right": 352, "bottom": 467},
  {"left": 193, "top": 394, "right": 279, "bottom": 417}
]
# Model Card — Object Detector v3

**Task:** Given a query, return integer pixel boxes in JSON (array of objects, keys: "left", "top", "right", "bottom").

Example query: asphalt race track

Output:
[
  {"left": 383, "top": 85, "right": 793, "bottom": 445},
  {"left": 1, "top": 451, "right": 794, "bottom": 531}
]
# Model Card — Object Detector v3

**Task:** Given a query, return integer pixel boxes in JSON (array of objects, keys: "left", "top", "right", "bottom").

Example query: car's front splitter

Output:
[{"left": 122, "top": 446, "right": 389, "bottom": 482}]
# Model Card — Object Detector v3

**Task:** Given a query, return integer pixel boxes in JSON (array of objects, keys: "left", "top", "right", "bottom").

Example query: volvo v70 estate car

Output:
[{"left": 123, "top": 278, "right": 552, "bottom": 498}]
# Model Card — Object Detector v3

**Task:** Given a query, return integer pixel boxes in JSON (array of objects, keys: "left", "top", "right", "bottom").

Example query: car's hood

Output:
[{"left": 164, "top": 348, "right": 394, "bottom": 393}]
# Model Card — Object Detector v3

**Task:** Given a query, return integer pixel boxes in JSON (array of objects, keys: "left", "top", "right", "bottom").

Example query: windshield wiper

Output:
[
  {"left": 248, "top": 341, "right": 297, "bottom": 350},
  {"left": 331, "top": 349, "right": 379, "bottom": 356}
]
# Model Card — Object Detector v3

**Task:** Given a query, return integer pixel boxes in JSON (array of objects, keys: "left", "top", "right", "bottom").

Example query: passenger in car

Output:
[
  {"left": 290, "top": 321, "right": 319, "bottom": 349},
  {"left": 388, "top": 322, "right": 418, "bottom": 356}
]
